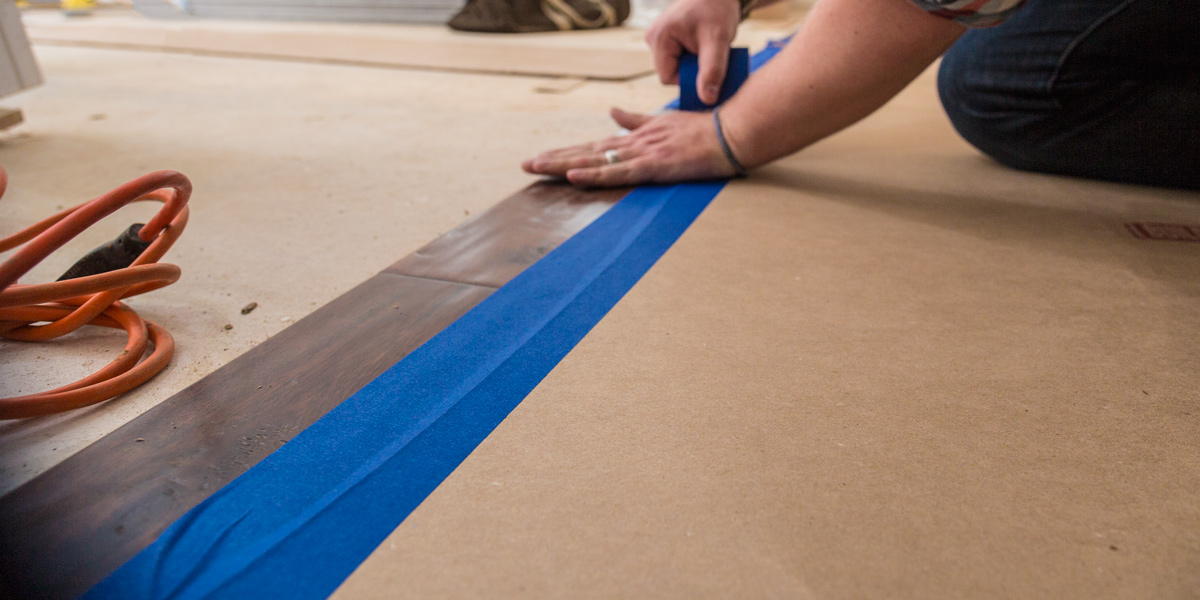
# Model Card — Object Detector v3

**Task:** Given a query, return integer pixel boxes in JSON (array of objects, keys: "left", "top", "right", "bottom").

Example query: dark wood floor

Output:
[{"left": 0, "top": 181, "right": 630, "bottom": 600}]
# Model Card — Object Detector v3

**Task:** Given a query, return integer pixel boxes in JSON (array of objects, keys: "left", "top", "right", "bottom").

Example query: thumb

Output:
[
  {"left": 697, "top": 41, "right": 729, "bottom": 106},
  {"left": 610, "top": 107, "right": 653, "bottom": 131}
]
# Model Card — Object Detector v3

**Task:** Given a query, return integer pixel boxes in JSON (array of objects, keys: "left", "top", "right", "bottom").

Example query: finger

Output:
[
  {"left": 696, "top": 36, "right": 730, "bottom": 105},
  {"left": 650, "top": 33, "right": 684, "bottom": 85},
  {"left": 526, "top": 156, "right": 591, "bottom": 176},
  {"left": 533, "top": 136, "right": 633, "bottom": 166},
  {"left": 537, "top": 139, "right": 606, "bottom": 158},
  {"left": 566, "top": 160, "right": 650, "bottom": 188},
  {"left": 527, "top": 147, "right": 632, "bottom": 176},
  {"left": 610, "top": 108, "right": 653, "bottom": 131},
  {"left": 523, "top": 150, "right": 587, "bottom": 176}
]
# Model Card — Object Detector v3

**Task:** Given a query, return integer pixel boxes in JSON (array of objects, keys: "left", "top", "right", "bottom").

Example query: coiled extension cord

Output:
[{"left": 0, "top": 167, "right": 192, "bottom": 420}]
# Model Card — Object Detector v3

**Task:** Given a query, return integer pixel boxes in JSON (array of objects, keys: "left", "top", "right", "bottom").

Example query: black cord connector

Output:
[{"left": 58, "top": 223, "right": 153, "bottom": 281}]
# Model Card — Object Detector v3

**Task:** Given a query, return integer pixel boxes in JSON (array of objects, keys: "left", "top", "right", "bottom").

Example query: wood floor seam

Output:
[{"left": 378, "top": 270, "right": 500, "bottom": 290}]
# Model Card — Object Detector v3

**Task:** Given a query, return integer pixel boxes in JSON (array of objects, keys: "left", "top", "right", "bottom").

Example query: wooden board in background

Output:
[
  {"left": 0, "top": 106, "right": 22, "bottom": 129},
  {"left": 133, "top": 0, "right": 464, "bottom": 25},
  {"left": 24, "top": 12, "right": 656, "bottom": 80}
]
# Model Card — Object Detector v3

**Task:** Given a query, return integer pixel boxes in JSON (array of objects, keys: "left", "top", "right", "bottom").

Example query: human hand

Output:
[
  {"left": 645, "top": 0, "right": 741, "bottom": 105},
  {"left": 522, "top": 107, "right": 739, "bottom": 187}
]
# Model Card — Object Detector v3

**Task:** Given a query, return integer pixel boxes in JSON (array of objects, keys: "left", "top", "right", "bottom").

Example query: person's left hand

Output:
[{"left": 522, "top": 107, "right": 737, "bottom": 187}]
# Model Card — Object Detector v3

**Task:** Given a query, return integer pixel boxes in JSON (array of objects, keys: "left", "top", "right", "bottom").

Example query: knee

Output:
[
  {"left": 937, "top": 42, "right": 1013, "bottom": 165},
  {"left": 935, "top": 42, "right": 974, "bottom": 126},
  {"left": 936, "top": 41, "right": 1049, "bottom": 171}
]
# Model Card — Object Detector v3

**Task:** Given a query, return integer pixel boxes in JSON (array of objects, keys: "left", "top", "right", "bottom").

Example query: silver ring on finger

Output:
[{"left": 603, "top": 149, "right": 621, "bottom": 165}]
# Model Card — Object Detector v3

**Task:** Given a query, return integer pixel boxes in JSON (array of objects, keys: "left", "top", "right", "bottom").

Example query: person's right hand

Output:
[{"left": 644, "top": 0, "right": 742, "bottom": 105}]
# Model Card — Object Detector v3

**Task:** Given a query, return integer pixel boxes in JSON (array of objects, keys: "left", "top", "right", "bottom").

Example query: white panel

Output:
[{"left": 0, "top": 0, "right": 42, "bottom": 96}]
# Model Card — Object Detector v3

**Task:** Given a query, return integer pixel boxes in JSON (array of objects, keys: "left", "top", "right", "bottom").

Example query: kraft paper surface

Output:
[{"left": 331, "top": 69, "right": 1200, "bottom": 599}]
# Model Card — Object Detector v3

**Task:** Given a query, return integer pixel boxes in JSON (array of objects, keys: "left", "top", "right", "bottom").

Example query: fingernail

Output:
[{"left": 704, "top": 84, "right": 720, "bottom": 100}]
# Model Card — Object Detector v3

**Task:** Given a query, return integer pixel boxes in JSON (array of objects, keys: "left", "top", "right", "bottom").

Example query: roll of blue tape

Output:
[{"left": 678, "top": 47, "right": 751, "bottom": 111}]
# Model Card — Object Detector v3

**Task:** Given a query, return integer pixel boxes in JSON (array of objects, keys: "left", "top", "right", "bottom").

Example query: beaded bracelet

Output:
[{"left": 713, "top": 107, "right": 748, "bottom": 177}]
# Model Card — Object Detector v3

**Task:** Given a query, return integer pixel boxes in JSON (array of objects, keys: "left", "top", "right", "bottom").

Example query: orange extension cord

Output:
[{"left": 0, "top": 166, "right": 191, "bottom": 420}]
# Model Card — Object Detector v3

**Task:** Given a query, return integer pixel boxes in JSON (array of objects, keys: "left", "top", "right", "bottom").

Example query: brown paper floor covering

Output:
[{"left": 331, "top": 68, "right": 1200, "bottom": 600}]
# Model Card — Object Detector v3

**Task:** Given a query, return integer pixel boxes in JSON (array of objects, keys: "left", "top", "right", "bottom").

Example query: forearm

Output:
[{"left": 719, "top": 0, "right": 965, "bottom": 168}]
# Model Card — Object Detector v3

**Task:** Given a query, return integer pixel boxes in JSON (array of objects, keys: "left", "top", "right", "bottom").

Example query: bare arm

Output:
[
  {"left": 523, "top": 0, "right": 965, "bottom": 187},
  {"left": 718, "top": 0, "right": 964, "bottom": 168}
]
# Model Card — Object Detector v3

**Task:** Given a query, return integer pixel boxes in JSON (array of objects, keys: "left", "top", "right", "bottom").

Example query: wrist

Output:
[
  {"left": 715, "top": 101, "right": 763, "bottom": 171},
  {"left": 712, "top": 107, "right": 749, "bottom": 177}
]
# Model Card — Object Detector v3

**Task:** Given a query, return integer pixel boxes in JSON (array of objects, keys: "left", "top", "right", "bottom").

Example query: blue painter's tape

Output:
[
  {"left": 678, "top": 48, "right": 750, "bottom": 111},
  {"left": 84, "top": 36, "right": 795, "bottom": 600},
  {"left": 84, "top": 182, "right": 724, "bottom": 600}
]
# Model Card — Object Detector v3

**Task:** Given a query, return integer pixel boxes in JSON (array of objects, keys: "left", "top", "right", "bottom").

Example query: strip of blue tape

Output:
[{"left": 85, "top": 37, "right": 791, "bottom": 600}]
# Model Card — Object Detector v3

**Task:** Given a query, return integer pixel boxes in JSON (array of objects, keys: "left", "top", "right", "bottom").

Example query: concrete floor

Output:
[{"left": 0, "top": 15, "right": 793, "bottom": 495}]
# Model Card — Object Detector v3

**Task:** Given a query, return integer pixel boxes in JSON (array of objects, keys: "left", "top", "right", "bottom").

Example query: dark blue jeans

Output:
[{"left": 938, "top": 0, "right": 1200, "bottom": 190}]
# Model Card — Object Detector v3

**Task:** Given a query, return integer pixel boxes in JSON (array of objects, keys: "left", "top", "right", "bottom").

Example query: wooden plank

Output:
[
  {"left": 387, "top": 180, "right": 629, "bottom": 288},
  {"left": 0, "top": 106, "right": 22, "bottom": 129},
  {"left": 0, "top": 274, "right": 495, "bottom": 600}
]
